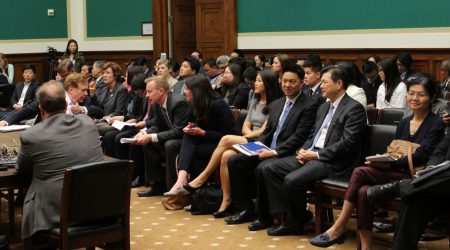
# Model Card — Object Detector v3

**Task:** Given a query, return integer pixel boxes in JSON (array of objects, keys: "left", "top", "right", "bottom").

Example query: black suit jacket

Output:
[
  {"left": 258, "top": 92, "right": 317, "bottom": 157},
  {"left": 94, "top": 76, "right": 106, "bottom": 98},
  {"left": 123, "top": 93, "right": 147, "bottom": 122},
  {"left": 224, "top": 82, "right": 251, "bottom": 109},
  {"left": 93, "top": 82, "right": 129, "bottom": 116},
  {"left": 10, "top": 80, "right": 38, "bottom": 108},
  {"left": 145, "top": 92, "right": 192, "bottom": 143},
  {"left": 301, "top": 94, "right": 367, "bottom": 176},
  {"left": 302, "top": 84, "right": 325, "bottom": 106}
]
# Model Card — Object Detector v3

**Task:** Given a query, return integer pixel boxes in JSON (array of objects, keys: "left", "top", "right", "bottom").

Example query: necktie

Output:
[
  {"left": 309, "top": 104, "right": 335, "bottom": 150},
  {"left": 309, "top": 88, "right": 314, "bottom": 97},
  {"left": 270, "top": 101, "right": 293, "bottom": 149},
  {"left": 143, "top": 101, "right": 151, "bottom": 121},
  {"left": 161, "top": 106, "right": 173, "bottom": 128}
]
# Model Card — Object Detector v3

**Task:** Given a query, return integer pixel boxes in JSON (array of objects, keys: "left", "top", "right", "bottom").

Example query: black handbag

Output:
[{"left": 190, "top": 183, "right": 222, "bottom": 215}]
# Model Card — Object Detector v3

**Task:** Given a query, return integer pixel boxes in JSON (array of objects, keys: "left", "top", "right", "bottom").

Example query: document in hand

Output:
[
  {"left": 0, "top": 125, "right": 31, "bottom": 132},
  {"left": 120, "top": 138, "right": 137, "bottom": 144},
  {"left": 232, "top": 141, "right": 271, "bottom": 156},
  {"left": 111, "top": 120, "right": 136, "bottom": 130},
  {"left": 365, "top": 153, "right": 396, "bottom": 162}
]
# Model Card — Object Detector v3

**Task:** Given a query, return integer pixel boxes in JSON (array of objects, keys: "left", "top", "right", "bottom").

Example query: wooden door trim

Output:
[{"left": 152, "top": 0, "right": 169, "bottom": 63}]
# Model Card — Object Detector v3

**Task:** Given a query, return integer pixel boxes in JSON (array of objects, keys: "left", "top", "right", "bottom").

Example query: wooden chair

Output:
[
  {"left": 377, "top": 108, "right": 405, "bottom": 125},
  {"left": 25, "top": 160, "right": 133, "bottom": 250}
]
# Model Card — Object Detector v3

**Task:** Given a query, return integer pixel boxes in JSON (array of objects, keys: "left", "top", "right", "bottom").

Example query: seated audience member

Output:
[
  {"left": 10, "top": 64, "right": 38, "bottom": 111},
  {"left": 80, "top": 63, "right": 92, "bottom": 79},
  {"left": 440, "top": 58, "right": 450, "bottom": 99},
  {"left": 135, "top": 57, "right": 153, "bottom": 78},
  {"left": 16, "top": 80, "right": 104, "bottom": 240},
  {"left": 0, "top": 53, "right": 14, "bottom": 84},
  {"left": 89, "top": 60, "right": 106, "bottom": 97},
  {"left": 92, "top": 62, "right": 129, "bottom": 116},
  {"left": 218, "top": 63, "right": 250, "bottom": 109},
  {"left": 60, "top": 39, "right": 85, "bottom": 73},
  {"left": 336, "top": 61, "right": 368, "bottom": 108},
  {"left": 244, "top": 67, "right": 258, "bottom": 109},
  {"left": 296, "top": 55, "right": 308, "bottom": 68},
  {"left": 171, "top": 61, "right": 180, "bottom": 79},
  {"left": 367, "top": 54, "right": 381, "bottom": 64},
  {"left": 224, "top": 65, "right": 317, "bottom": 225},
  {"left": 254, "top": 54, "right": 266, "bottom": 71},
  {"left": 103, "top": 73, "right": 147, "bottom": 158},
  {"left": 216, "top": 55, "right": 230, "bottom": 75},
  {"left": 396, "top": 51, "right": 414, "bottom": 82},
  {"left": 191, "top": 50, "right": 205, "bottom": 76},
  {"left": 56, "top": 59, "right": 75, "bottom": 83},
  {"left": 302, "top": 54, "right": 325, "bottom": 106},
  {"left": 164, "top": 75, "right": 236, "bottom": 195},
  {"left": 156, "top": 59, "right": 178, "bottom": 91},
  {"left": 172, "top": 56, "right": 201, "bottom": 95},
  {"left": 254, "top": 65, "right": 367, "bottom": 236},
  {"left": 310, "top": 73, "right": 445, "bottom": 248},
  {"left": 203, "top": 58, "right": 222, "bottom": 88},
  {"left": 182, "top": 70, "right": 282, "bottom": 216},
  {"left": 367, "top": 132, "right": 450, "bottom": 250},
  {"left": 362, "top": 60, "right": 382, "bottom": 108},
  {"left": 132, "top": 76, "right": 192, "bottom": 195},
  {"left": 230, "top": 49, "right": 244, "bottom": 59},
  {"left": 272, "top": 54, "right": 289, "bottom": 82},
  {"left": 376, "top": 58, "right": 407, "bottom": 109}
]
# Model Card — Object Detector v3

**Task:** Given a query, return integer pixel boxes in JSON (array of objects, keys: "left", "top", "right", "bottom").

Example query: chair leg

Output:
[{"left": 7, "top": 188, "right": 15, "bottom": 236}]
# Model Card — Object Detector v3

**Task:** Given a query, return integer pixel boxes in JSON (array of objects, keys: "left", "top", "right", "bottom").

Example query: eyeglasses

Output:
[{"left": 407, "top": 91, "right": 427, "bottom": 99}]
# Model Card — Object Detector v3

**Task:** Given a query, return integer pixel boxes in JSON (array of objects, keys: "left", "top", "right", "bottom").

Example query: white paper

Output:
[
  {"left": 365, "top": 153, "right": 396, "bottom": 162},
  {"left": 0, "top": 125, "right": 31, "bottom": 132},
  {"left": 111, "top": 120, "right": 136, "bottom": 130},
  {"left": 120, "top": 138, "right": 137, "bottom": 144}
]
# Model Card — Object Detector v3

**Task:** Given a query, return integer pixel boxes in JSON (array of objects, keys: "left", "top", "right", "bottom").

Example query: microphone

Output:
[{"left": 0, "top": 99, "right": 35, "bottom": 122}]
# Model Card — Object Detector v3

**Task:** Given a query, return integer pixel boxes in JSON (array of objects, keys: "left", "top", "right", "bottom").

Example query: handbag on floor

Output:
[
  {"left": 162, "top": 194, "right": 190, "bottom": 210},
  {"left": 190, "top": 183, "right": 222, "bottom": 215}
]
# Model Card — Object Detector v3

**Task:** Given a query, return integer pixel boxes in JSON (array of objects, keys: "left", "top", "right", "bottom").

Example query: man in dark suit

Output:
[
  {"left": 258, "top": 65, "right": 367, "bottom": 236},
  {"left": 367, "top": 132, "right": 450, "bottom": 250},
  {"left": 133, "top": 76, "right": 192, "bottom": 196},
  {"left": 172, "top": 56, "right": 201, "bottom": 95},
  {"left": 224, "top": 65, "right": 317, "bottom": 224},
  {"left": 16, "top": 80, "right": 104, "bottom": 240},
  {"left": 89, "top": 60, "right": 106, "bottom": 98},
  {"left": 301, "top": 54, "right": 325, "bottom": 106},
  {"left": 10, "top": 64, "right": 38, "bottom": 111}
]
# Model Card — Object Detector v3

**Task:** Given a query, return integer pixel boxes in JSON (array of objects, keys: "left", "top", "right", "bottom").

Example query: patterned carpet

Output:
[{"left": 3, "top": 187, "right": 449, "bottom": 249}]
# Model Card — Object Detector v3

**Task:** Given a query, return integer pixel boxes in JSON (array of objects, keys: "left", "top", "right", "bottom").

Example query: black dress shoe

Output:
[
  {"left": 248, "top": 219, "right": 272, "bottom": 231},
  {"left": 137, "top": 186, "right": 165, "bottom": 197},
  {"left": 310, "top": 231, "right": 346, "bottom": 248},
  {"left": 267, "top": 224, "right": 303, "bottom": 236},
  {"left": 225, "top": 209, "right": 255, "bottom": 225},
  {"left": 183, "top": 183, "right": 202, "bottom": 193},
  {"left": 367, "top": 180, "right": 400, "bottom": 203},
  {"left": 131, "top": 176, "right": 143, "bottom": 188},
  {"left": 213, "top": 206, "right": 233, "bottom": 218}
]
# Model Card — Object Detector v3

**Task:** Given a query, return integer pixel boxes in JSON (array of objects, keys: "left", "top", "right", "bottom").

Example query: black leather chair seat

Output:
[
  {"left": 49, "top": 218, "right": 123, "bottom": 238},
  {"left": 318, "top": 177, "right": 350, "bottom": 189}
]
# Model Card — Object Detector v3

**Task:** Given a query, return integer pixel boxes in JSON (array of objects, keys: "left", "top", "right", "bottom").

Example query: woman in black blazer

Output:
[
  {"left": 165, "top": 75, "right": 236, "bottom": 195},
  {"left": 310, "top": 73, "right": 446, "bottom": 249},
  {"left": 219, "top": 63, "right": 250, "bottom": 109},
  {"left": 93, "top": 62, "right": 129, "bottom": 116}
]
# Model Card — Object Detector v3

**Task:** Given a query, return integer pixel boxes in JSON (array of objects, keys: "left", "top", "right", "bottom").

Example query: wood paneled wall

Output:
[{"left": 242, "top": 49, "right": 450, "bottom": 82}]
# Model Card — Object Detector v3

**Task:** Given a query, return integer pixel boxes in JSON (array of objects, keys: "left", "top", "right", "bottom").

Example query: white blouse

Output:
[
  {"left": 346, "top": 84, "right": 367, "bottom": 109},
  {"left": 376, "top": 82, "right": 407, "bottom": 109}
]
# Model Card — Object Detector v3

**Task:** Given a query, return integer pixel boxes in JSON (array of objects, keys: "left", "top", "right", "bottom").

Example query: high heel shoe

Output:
[
  {"left": 182, "top": 183, "right": 202, "bottom": 193},
  {"left": 212, "top": 206, "right": 233, "bottom": 218}
]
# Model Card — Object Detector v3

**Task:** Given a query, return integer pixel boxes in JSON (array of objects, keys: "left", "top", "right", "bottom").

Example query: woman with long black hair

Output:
[{"left": 376, "top": 58, "right": 407, "bottom": 109}]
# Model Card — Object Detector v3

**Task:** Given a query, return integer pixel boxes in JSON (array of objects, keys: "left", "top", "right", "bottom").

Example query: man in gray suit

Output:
[{"left": 16, "top": 80, "right": 104, "bottom": 240}]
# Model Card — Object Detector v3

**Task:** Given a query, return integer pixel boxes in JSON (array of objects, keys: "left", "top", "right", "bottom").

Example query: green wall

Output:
[
  {"left": 237, "top": 0, "right": 450, "bottom": 32},
  {"left": 0, "top": 0, "right": 68, "bottom": 40},
  {"left": 86, "top": 0, "right": 152, "bottom": 37}
]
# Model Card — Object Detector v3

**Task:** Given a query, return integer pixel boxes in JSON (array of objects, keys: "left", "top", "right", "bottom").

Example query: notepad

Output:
[
  {"left": 232, "top": 141, "right": 271, "bottom": 156},
  {"left": 0, "top": 125, "right": 31, "bottom": 132},
  {"left": 365, "top": 153, "right": 396, "bottom": 162},
  {"left": 120, "top": 138, "right": 137, "bottom": 144},
  {"left": 111, "top": 120, "right": 136, "bottom": 130}
]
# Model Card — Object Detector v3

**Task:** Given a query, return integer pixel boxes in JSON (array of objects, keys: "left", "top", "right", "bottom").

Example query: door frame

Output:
[{"left": 152, "top": 0, "right": 237, "bottom": 61}]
